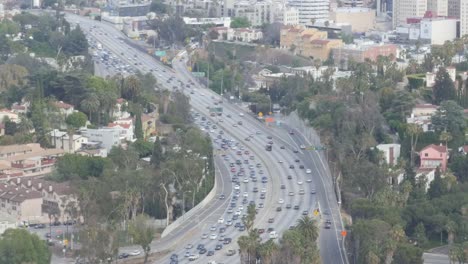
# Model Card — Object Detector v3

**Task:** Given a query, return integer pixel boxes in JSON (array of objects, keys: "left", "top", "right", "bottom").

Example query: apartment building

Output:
[
  {"left": 420, "top": 18, "right": 457, "bottom": 45},
  {"left": 275, "top": 6, "right": 300, "bottom": 25},
  {"left": 280, "top": 25, "right": 327, "bottom": 49},
  {"left": 0, "top": 184, "right": 43, "bottom": 224},
  {"left": 81, "top": 127, "right": 122, "bottom": 152},
  {"left": 288, "top": 0, "right": 330, "bottom": 25},
  {"left": 9, "top": 178, "right": 79, "bottom": 223},
  {"left": 52, "top": 101, "right": 75, "bottom": 116},
  {"left": 427, "top": 0, "right": 448, "bottom": 16},
  {"left": 301, "top": 39, "right": 343, "bottom": 60},
  {"left": 332, "top": 41, "right": 398, "bottom": 69},
  {"left": 462, "top": 0, "right": 468, "bottom": 37},
  {"left": 0, "top": 144, "right": 65, "bottom": 179},
  {"left": 393, "top": 0, "right": 427, "bottom": 28},
  {"left": 233, "top": 0, "right": 273, "bottom": 26},
  {"left": 48, "top": 129, "right": 88, "bottom": 153},
  {"left": 342, "top": 0, "right": 364, "bottom": 7}
]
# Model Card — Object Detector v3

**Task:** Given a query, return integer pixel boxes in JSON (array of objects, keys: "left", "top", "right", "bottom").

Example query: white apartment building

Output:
[
  {"left": 462, "top": 0, "right": 468, "bottom": 37},
  {"left": 81, "top": 128, "right": 122, "bottom": 152},
  {"left": 393, "top": 0, "right": 427, "bottom": 28},
  {"left": 48, "top": 129, "right": 88, "bottom": 153},
  {"left": 288, "top": 0, "right": 330, "bottom": 25},
  {"left": 427, "top": 0, "right": 448, "bottom": 16},
  {"left": 275, "top": 6, "right": 300, "bottom": 25}
]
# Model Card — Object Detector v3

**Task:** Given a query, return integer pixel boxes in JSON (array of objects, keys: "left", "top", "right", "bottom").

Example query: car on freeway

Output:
[
  {"left": 281, "top": 184, "right": 286, "bottom": 189},
  {"left": 300, "top": 145, "right": 306, "bottom": 149},
  {"left": 287, "top": 175, "right": 293, "bottom": 180},
  {"left": 215, "top": 244, "right": 223, "bottom": 250},
  {"left": 207, "top": 251, "right": 215, "bottom": 256},
  {"left": 311, "top": 189, "right": 316, "bottom": 194},
  {"left": 227, "top": 249, "right": 236, "bottom": 256},
  {"left": 197, "top": 244, "right": 205, "bottom": 250},
  {"left": 188, "top": 254, "right": 199, "bottom": 261},
  {"left": 199, "top": 248, "right": 207, "bottom": 254},
  {"left": 325, "top": 220, "right": 332, "bottom": 229},
  {"left": 210, "top": 226, "right": 217, "bottom": 231},
  {"left": 258, "top": 203, "right": 264, "bottom": 208},
  {"left": 276, "top": 207, "right": 282, "bottom": 212},
  {"left": 299, "top": 165, "right": 305, "bottom": 169},
  {"left": 294, "top": 205, "right": 300, "bottom": 210},
  {"left": 129, "top": 250, "right": 141, "bottom": 256},
  {"left": 306, "top": 169, "right": 312, "bottom": 174},
  {"left": 218, "top": 218, "right": 224, "bottom": 224},
  {"left": 210, "top": 234, "right": 218, "bottom": 240},
  {"left": 201, "top": 233, "right": 208, "bottom": 239},
  {"left": 280, "top": 146, "right": 285, "bottom": 149},
  {"left": 297, "top": 181, "right": 303, "bottom": 185},
  {"left": 307, "top": 178, "right": 312, "bottom": 183},
  {"left": 219, "top": 194, "right": 226, "bottom": 199},
  {"left": 286, "top": 204, "right": 292, "bottom": 209},
  {"left": 278, "top": 199, "right": 284, "bottom": 204},
  {"left": 184, "top": 252, "right": 191, "bottom": 258},
  {"left": 288, "top": 192, "right": 294, "bottom": 196},
  {"left": 289, "top": 165, "right": 295, "bottom": 169},
  {"left": 186, "top": 244, "right": 193, "bottom": 249},
  {"left": 293, "top": 149, "right": 299, "bottom": 153},
  {"left": 299, "top": 189, "right": 305, "bottom": 195},
  {"left": 302, "top": 211, "right": 309, "bottom": 216},
  {"left": 268, "top": 218, "right": 275, "bottom": 223}
]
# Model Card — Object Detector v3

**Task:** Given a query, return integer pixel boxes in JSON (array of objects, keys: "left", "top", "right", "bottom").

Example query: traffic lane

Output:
[{"left": 284, "top": 133, "right": 346, "bottom": 264}]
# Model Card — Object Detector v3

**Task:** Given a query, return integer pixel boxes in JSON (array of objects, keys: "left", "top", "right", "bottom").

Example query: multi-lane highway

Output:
[{"left": 63, "top": 13, "right": 348, "bottom": 264}]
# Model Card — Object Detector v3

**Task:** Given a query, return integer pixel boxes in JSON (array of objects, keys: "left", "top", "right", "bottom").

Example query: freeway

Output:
[{"left": 64, "top": 13, "right": 347, "bottom": 264}]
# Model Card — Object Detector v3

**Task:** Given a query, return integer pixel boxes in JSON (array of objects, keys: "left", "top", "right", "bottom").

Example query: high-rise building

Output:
[
  {"left": 461, "top": 0, "right": 468, "bottom": 36},
  {"left": 447, "top": 0, "right": 460, "bottom": 18},
  {"left": 342, "top": 0, "right": 364, "bottom": 7},
  {"left": 427, "top": 0, "right": 448, "bottom": 16},
  {"left": 392, "top": 0, "right": 427, "bottom": 28},
  {"left": 288, "top": 0, "right": 330, "bottom": 24}
]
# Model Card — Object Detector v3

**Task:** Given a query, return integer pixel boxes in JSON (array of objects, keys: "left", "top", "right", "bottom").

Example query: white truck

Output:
[{"left": 96, "top": 43, "right": 102, "bottom": 50}]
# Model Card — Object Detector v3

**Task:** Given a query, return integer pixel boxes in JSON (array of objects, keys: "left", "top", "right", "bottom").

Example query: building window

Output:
[{"left": 424, "top": 153, "right": 428, "bottom": 157}]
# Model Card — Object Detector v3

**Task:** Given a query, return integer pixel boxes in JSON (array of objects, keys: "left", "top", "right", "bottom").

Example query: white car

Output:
[
  {"left": 239, "top": 205, "right": 244, "bottom": 211},
  {"left": 306, "top": 178, "right": 312, "bottom": 183},
  {"left": 239, "top": 113, "right": 244, "bottom": 117},
  {"left": 226, "top": 220, "right": 233, "bottom": 226},
  {"left": 234, "top": 185, "right": 240, "bottom": 190},
  {"left": 278, "top": 199, "right": 284, "bottom": 204},
  {"left": 210, "top": 234, "right": 218, "bottom": 240},
  {"left": 129, "top": 250, "right": 141, "bottom": 256},
  {"left": 243, "top": 178, "right": 249, "bottom": 183},
  {"left": 185, "top": 244, "right": 193, "bottom": 249},
  {"left": 261, "top": 188, "right": 266, "bottom": 193},
  {"left": 235, "top": 210, "right": 242, "bottom": 215},
  {"left": 201, "top": 233, "right": 208, "bottom": 239},
  {"left": 297, "top": 181, "right": 303, "bottom": 185},
  {"left": 188, "top": 254, "right": 200, "bottom": 261},
  {"left": 210, "top": 226, "right": 217, "bottom": 231},
  {"left": 278, "top": 160, "right": 283, "bottom": 163},
  {"left": 306, "top": 169, "right": 312, "bottom": 174},
  {"left": 243, "top": 192, "right": 249, "bottom": 198},
  {"left": 300, "top": 145, "right": 306, "bottom": 149},
  {"left": 218, "top": 217, "right": 224, "bottom": 224}
]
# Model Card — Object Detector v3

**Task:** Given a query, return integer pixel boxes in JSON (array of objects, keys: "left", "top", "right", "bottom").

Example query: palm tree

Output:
[
  {"left": 406, "top": 123, "right": 422, "bottom": 167},
  {"left": 439, "top": 130, "right": 452, "bottom": 149},
  {"left": 80, "top": 94, "right": 100, "bottom": 123},
  {"left": 296, "top": 216, "right": 318, "bottom": 241},
  {"left": 258, "top": 239, "right": 279, "bottom": 264},
  {"left": 123, "top": 75, "right": 141, "bottom": 102},
  {"left": 238, "top": 230, "right": 260, "bottom": 264}
]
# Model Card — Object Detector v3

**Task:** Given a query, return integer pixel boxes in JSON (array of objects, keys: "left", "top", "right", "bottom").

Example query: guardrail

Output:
[{"left": 161, "top": 162, "right": 218, "bottom": 237}]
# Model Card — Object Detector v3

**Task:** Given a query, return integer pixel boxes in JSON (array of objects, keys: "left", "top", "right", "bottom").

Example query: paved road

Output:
[
  {"left": 59, "top": 13, "right": 347, "bottom": 264},
  {"left": 423, "top": 253, "right": 450, "bottom": 264}
]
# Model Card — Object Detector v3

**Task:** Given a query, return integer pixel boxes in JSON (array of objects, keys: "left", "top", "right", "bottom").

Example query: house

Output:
[
  {"left": 419, "top": 144, "right": 448, "bottom": 172},
  {"left": 81, "top": 127, "right": 123, "bottom": 152},
  {"left": 76, "top": 142, "right": 108, "bottom": 157},
  {"left": 416, "top": 169, "right": 437, "bottom": 191},
  {"left": 113, "top": 98, "right": 131, "bottom": 119},
  {"left": 227, "top": 28, "right": 263, "bottom": 42},
  {"left": 458, "top": 145, "right": 468, "bottom": 155},
  {"left": 280, "top": 25, "right": 328, "bottom": 50},
  {"left": 376, "top": 144, "right": 401, "bottom": 166},
  {"left": 52, "top": 101, "right": 75, "bottom": 116},
  {"left": 48, "top": 129, "right": 89, "bottom": 153},
  {"left": 142, "top": 112, "right": 159, "bottom": 138},
  {"left": 0, "top": 184, "right": 43, "bottom": 224},
  {"left": 0, "top": 109, "right": 19, "bottom": 123},
  {"left": 406, "top": 104, "right": 438, "bottom": 132},
  {"left": 10, "top": 102, "right": 29, "bottom": 114}
]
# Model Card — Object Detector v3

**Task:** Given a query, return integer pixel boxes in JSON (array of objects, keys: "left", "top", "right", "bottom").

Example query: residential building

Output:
[
  {"left": 275, "top": 6, "right": 300, "bottom": 25},
  {"left": 9, "top": 178, "right": 79, "bottom": 223},
  {"left": 0, "top": 144, "right": 64, "bottom": 179},
  {"left": 301, "top": 38, "right": 343, "bottom": 60},
  {"left": 52, "top": 101, "right": 74, "bottom": 116},
  {"left": 0, "top": 218, "right": 16, "bottom": 234},
  {"left": 420, "top": 17, "right": 457, "bottom": 45},
  {"left": 10, "top": 102, "right": 29, "bottom": 114},
  {"left": 81, "top": 127, "right": 123, "bottom": 152},
  {"left": 280, "top": 25, "right": 327, "bottom": 50},
  {"left": 392, "top": 0, "right": 427, "bottom": 28},
  {"left": 412, "top": 104, "right": 439, "bottom": 116},
  {"left": 233, "top": 0, "right": 273, "bottom": 26},
  {"left": 76, "top": 142, "right": 108, "bottom": 157},
  {"left": 448, "top": 0, "right": 460, "bottom": 18},
  {"left": 419, "top": 144, "right": 448, "bottom": 172},
  {"left": 227, "top": 28, "right": 263, "bottom": 42},
  {"left": 288, "top": 0, "right": 330, "bottom": 25},
  {"left": 462, "top": 0, "right": 468, "bottom": 37},
  {"left": 0, "top": 109, "right": 19, "bottom": 123},
  {"left": 406, "top": 104, "right": 438, "bottom": 132},
  {"left": 416, "top": 169, "right": 437, "bottom": 191},
  {"left": 376, "top": 144, "right": 401, "bottom": 166},
  {"left": 114, "top": 98, "right": 131, "bottom": 119},
  {"left": 331, "top": 7, "right": 375, "bottom": 32},
  {"left": 108, "top": 0, "right": 151, "bottom": 17},
  {"left": 183, "top": 17, "right": 231, "bottom": 27},
  {"left": 427, "top": 0, "right": 448, "bottom": 16},
  {"left": 0, "top": 184, "right": 43, "bottom": 224},
  {"left": 48, "top": 129, "right": 88, "bottom": 153},
  {"left": 108, "top": 119, "right": 134, "bottom": 142},
  {"left": 122, "top": 15, "right": 157, "bottom": 39},
  {"left": 332, "top": 41, "right": 398, "bottom": 69}
]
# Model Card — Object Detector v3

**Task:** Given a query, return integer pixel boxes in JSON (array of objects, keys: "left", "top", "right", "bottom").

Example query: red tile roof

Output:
[
  {"left": 116, "top": 98, "right": 126, "bottom": 104},
  {"left": 420, "top": 144, "right": 447, "bottom": 153},
  {"left": 54, "top": 101, "right": 74, "bottom": 109},
  {"left": 108, "top": 123, "right": 131, "bottom": 129}
]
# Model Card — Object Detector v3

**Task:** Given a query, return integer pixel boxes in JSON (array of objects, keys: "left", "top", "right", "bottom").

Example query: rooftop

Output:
[{"left": 421, "top": 144, "right": 447, "bottom": 153}]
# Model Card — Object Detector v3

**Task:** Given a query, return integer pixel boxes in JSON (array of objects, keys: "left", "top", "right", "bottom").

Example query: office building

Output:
[
  {"left": 427, "top": 0, "right": 448, "bottom": 16},
  {"left": 448, "top": 0, "right": 460, "bottom": 18},
  {"left": 331, "top": 7, "right": 375, "bottom": 32},
  {"left": 288, "top": 0, "right": 330, "bottom": 25},
  {"left": 393, "top": 0, "right": 427, "bottom": 28},
  {"left": 462, "top": 0, "right": 468, "bottom": 37}
]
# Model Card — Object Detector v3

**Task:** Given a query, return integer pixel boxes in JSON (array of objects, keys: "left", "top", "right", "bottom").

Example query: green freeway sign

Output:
[
  {"left": 155, "top": 50, "right": 166, "bottom": 56},
  {"left": 192, "top": 72, "right": 205, "bottom": 77}
]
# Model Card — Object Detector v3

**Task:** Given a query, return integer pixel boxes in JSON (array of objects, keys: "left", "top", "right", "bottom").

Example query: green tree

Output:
[
  {"left": 129, "top": 214, "right": 156, "bottom": 264},
  {"left": 123, "top": 75, "right": 141, "bottom": 102},
  {"left": 134, "top": 109, "right": 144, "bottom": 140},
  {"left": 431, "top": 100, "right": 466, "bottom": 134},
  {"left": 238, "top": 229, "right": 261, "bottom": 264},
  {"left": 243, "top": 204, "right": 256, "bottom": 231},
  {"left": 258, "top": 239, "right": 279, "bottom": 264},
  {"left": 428, "top": 167, "right": 447, "bottom": 199},
  {"left": 62, "top": 25, "right": 88, "bottom": 55},
  {"left": 449, "top": 155, "right": 468, "bottom": 182},
  {"left": 80, "top": 94, "right": 100, "bottom": 123},
  {"left": 392, "top": 243, "right": 423, "bottom": 264},
  {"left": 414, "top": 223, "right": 428, "bottom": 246},
  {"left": 151, "top": 136, "right": 163, "bottom": 168},
  {"left": 0, "top": 228, "right": 51, "bottom": 264},
  {"left": 65, "top": 111, "right": 87, "bottom": 129},
  {"left": 230, "top": 17, "right": 251, "bottom": 28},
  {"left": 132, "top": 140, "right": 153, "bottom": 158},
  {"left": 433, "top": 67, "right": 457, "bottom": 105}
]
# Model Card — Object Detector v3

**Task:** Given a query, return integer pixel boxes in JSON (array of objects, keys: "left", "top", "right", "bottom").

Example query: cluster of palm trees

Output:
[{"left": 238, "top": 215, "right": 321, "bottom": 264}]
